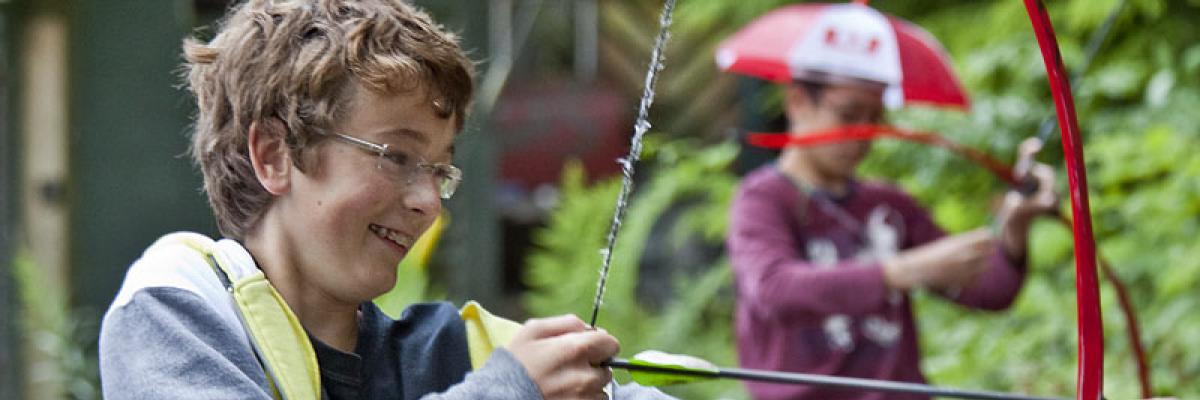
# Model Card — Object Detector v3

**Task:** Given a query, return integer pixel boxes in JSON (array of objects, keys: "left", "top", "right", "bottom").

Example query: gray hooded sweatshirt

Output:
[{"left": 99, "top": 233, "right": 671, "bottom": 399}]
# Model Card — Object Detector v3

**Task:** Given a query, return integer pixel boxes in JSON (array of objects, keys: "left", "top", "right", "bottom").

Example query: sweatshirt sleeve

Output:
[
  {"left": 419, "top": 349, "right": 541, "bottom": 399},
  {"left": 949, "top": 247, "right": 1028, "bottom": 310},
  {"left": 728, "top": 182, "right": 891, "bottom": 321},
  {"left": 99, "top": 287, "right": 272, "bottom": 399},
  {"left": 422, "top": 349, "right": 676, "bottom": 399},
  {"left": 612, "top": 382, "right": 676, "bottom": 399},
  {"left": 891, "top": 188, "right": 1026, "bottom": 310}
]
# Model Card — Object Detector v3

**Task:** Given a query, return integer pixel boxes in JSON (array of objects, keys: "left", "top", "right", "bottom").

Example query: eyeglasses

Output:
[{"left": 330, "top": 133, "right": 462, "bottom": 199}]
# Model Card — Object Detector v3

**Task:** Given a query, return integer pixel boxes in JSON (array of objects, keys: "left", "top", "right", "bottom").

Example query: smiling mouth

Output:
[{"left": 369, "top": 224, "right": 414, "bottom": 252}]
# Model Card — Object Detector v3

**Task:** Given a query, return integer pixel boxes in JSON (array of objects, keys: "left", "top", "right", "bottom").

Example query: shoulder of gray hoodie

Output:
[{"left": 98, "top": 238, "right": 673, "bottom": 400}]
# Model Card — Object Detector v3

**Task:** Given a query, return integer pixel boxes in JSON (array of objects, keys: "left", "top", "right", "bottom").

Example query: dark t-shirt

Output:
[{"left": 311, "top": 302, "right": 472, "bottom": 400}]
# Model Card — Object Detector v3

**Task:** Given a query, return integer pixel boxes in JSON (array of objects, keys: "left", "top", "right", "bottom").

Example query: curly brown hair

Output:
[{"left": 183, "top": 0, "right": 473, "bottom": 240}]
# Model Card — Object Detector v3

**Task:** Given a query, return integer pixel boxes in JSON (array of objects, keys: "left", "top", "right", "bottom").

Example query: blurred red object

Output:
[{"left": 493, "top": 80, "right": 628, "bottom": 191}]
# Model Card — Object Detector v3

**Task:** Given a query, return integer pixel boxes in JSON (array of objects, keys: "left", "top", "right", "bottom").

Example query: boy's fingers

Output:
[
  {"left": 584, "top": 366, "right": 613, "bottom": 394},
  {"left": 581, "top": 331, "right": 620, "bottom": 364},
  {"left": 1027, "top": 164, "right": 1053, "bottom": 187},
  {"left": 542, "top": 366, "right": 611, "bottom": 400},
  {"left": 1011, "top": 163, "right": 1057, "bottom": 212},
  {"left": 543, "top": 329, "right": 620, "bottom": 365},
  {"left": 559, "top": 329, "right": 619, "bottom": 362},
  {"left": 1032, "top": 165, "right": 1055, "bottom": 191},
  {"left": 1017, "top": 137, "right": 1043, "bottom": 164},
  {"left": 521, "top": 314, "right": 588, "bottom": 340},
  {"left": 1013, "top": 137, "right": 1043, "bottom": 178}
]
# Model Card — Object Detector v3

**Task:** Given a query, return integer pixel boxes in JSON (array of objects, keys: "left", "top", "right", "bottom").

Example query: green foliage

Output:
[
  {"left": 14, "top": 251, "right": 100, "bottom": 400},
  {"left": 524, "top": 140, "right": 746, "bottom": 399},
  {"left": 877, "top": 2, "right": 1200, "bottom": 397},
  {"left": 373, "top": 257, "right": 444, "bottom": 318},
  {"left": 529, "top": 0, "right": 1200, "bottom": 398},
  {"left": 910, "top": 122, "right": 1200, "bottom": 398}
]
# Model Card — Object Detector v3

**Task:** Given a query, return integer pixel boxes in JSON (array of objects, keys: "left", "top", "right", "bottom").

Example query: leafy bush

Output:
[
  {"left": 524, "top": 139, "right": 746, "bottom": 399},
  {"left": 525, "top": 1, "right": 1200, "bottom": 398},
  {"left": 14, "top": 252, "right": 100, "bottom": 400}
]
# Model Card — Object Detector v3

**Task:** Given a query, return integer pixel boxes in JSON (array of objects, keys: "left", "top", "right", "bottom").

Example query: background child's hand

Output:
[
  {"left": 507, "top": 315, "right": 618, "bottom": 400},
  {"left": 1004, "top": 137, "right": 1059, "bottom": 226},
  {"left": 883, "top": 228, "right": 995, "bottom": 293},
  {"left": 995, "top": 137, "right": 1059, "bottom": 259}
]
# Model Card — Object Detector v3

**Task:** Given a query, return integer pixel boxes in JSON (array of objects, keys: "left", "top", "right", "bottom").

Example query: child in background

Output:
[{"left": 727, "top": 70, "right": 1058, "bottom": 400}]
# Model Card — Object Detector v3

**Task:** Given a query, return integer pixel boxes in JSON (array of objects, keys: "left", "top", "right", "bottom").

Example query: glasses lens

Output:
[
  {"left": 376, "top": 152, "right": 409, "bottom": 178},
  {"left": 437, "top": 165, "right": 462, "bottom": 199}
]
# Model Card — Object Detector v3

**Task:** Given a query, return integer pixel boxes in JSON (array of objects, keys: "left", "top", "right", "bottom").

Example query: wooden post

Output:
[
  {"left": 18, "top": 8, "right": 70, "bottom": 399},
  {"left": 0, "top": 5, "right": 23, "bottom": 399},
  {"left": 442, "top": 0, "right": 505, "bottom": 313}
]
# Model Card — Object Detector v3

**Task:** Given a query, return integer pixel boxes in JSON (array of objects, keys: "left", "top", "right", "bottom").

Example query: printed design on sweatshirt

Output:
[
  {"left": 806, "top": 205, "right": 906, "bottom": 351},
  {"left": 808, "top": 239, "right": 854, "bottom": 351}
]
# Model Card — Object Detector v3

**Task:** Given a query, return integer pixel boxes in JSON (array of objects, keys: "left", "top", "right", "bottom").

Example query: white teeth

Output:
[{"left": 370, "top": 224, "right": 413, "bottom": 249}]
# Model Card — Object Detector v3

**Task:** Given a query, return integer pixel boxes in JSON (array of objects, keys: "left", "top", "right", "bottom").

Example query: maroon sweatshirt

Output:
[{"left": 727, "top": 166, "right": 1025, "bottom": 400}]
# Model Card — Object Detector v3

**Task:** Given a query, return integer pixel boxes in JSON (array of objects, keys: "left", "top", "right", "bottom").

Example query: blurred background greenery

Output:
[{"left": 2, "top": 0, "right": 1198, "bottom": 399}]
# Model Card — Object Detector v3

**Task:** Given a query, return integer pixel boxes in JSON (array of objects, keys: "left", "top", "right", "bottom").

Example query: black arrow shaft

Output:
[{"left": 606, "top": 359, "right": 1065, "bottom": 400}]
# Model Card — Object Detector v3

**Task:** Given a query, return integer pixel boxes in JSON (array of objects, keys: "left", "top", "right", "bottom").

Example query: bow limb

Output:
[
  {"left": 1021, "top": 1, "right": 1104, "bottom": 399},
  {"left": 1023, "top": 1, "right": 1152, "bottom": 395},
  {"left": 590, "top": 0, "right": 676, "bottom": 327}
]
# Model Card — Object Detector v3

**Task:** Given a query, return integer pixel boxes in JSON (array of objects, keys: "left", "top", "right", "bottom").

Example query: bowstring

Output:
[
  {"left": 589, "top": 0, "right": 676, "bottom": 328},
  {"left": 1034, "top": 0, "right": 1125, "bottom": 144}
]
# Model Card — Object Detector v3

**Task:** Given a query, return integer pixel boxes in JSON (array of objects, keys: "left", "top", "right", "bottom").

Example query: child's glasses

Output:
[{"left": 330, "top": 133, "right": 462, "bottom": 199}]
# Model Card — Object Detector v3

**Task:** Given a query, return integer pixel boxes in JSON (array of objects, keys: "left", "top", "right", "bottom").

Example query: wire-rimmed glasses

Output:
[{"left": 330, "top": 133, "right": 462, "bottom": 199}]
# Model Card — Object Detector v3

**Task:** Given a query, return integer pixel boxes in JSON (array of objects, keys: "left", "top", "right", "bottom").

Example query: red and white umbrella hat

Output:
[{"left": 715, "top": 2, "right": 969, "bottom": 109}]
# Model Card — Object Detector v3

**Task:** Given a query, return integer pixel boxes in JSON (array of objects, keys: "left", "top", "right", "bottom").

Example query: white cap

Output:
[{"left": 787, "top": 3, "right": 904, "bottom": 107}]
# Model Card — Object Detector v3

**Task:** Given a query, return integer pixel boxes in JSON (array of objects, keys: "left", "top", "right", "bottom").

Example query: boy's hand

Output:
[
  {"left": 883, "top": 229, "right": 995, "bottom": 293},
  {"left": 997, "top": 137, "right": 1059, "bottom": 259},
  {"left": 507, "top": 315, "right": 618, "bottom": 400},
  {"left": 1004, "top": 137, "right": 1059, "bottom": 226}
]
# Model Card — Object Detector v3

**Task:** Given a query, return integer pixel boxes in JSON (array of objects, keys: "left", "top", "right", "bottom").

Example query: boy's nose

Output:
[{"left": 402, "top": 178, "right": 442, "bottom": 217}]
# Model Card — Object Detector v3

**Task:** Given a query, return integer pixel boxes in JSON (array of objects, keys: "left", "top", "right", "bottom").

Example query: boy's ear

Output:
[
  {"left": 248, "top": 118, "right": 292, "bottom": 195},
  {"left": 782, "top": 84, "right": 811, "bottom": 113},
  {"left": 783, "top": 86, "right": 813, "bottom": 126}
]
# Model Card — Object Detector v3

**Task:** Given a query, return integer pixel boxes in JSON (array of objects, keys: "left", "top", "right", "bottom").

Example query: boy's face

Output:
[
  {"left": 276, "top": 85, "right": 455, "bottom": 303},
  {"left": 785, "top": 82, "right": 885, "bottom": 181}
]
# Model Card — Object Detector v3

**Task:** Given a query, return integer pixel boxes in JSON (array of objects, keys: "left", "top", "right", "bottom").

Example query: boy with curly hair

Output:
[{"left": 99, "top": 1, "right": 669, "bottom": 399}]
